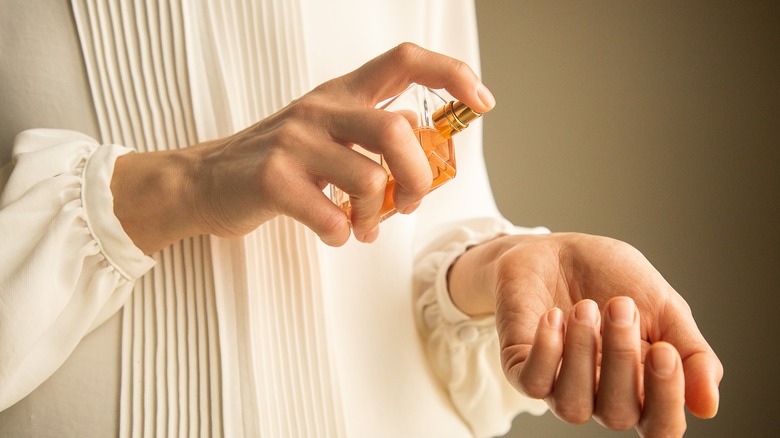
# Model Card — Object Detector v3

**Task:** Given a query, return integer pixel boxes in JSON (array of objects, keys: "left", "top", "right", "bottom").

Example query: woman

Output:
[{"left": 0, "top": 0, "right": 721, "bottom": 436}]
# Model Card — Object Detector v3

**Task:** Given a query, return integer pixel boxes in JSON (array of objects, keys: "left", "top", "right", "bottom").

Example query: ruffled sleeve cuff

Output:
[
  {"left": 0, "top": 129, "right": 154, "bottom": 410},
  {"left": 413, "top": 217, "right": 550, "bottom": 437},
  {"left": 82, "top": 142, "right": 155, "bottom": 279}
]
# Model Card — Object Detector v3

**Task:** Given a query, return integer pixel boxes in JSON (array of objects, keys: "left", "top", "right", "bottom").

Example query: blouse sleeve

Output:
[
  {"left": 413, "top": 216, "right": 550, "bottom": 438},
  {"left": 0, "top": 129, "right": 155, "bottom": 411}
]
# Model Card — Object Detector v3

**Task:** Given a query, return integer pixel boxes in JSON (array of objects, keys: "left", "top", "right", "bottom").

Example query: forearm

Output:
[{"left": 111, "top": 147, "right": 204, "bottom": 255}]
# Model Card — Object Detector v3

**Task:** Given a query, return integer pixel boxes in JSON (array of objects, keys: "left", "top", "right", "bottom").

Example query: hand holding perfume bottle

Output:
[
  {"left": 112, "top": 43, "right": 496, "bottom": 253},
  {"left": 330, "top": 84, "right": 481, "bottom": 222}
]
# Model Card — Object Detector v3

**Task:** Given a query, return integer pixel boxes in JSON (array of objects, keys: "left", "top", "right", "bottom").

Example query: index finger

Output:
[
  {"left": 326, "top": 106, "right": 430, "bottom": 214},
  {"left": 329, "top": 42, "right": 496, "bottom": 114}
]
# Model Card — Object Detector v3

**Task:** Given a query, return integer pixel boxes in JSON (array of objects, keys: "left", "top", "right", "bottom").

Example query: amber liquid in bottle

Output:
[
  {"left": 330, "top": 86, "right": 479, "bottom": 223},
  {"left": 377, "top": 126, "right": 456, "bottom": 220},
  {"left": 333, "top": 126, "right": 457, "bottom": 221}
]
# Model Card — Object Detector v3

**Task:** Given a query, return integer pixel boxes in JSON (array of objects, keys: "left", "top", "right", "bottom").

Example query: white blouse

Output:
[{"left": 0, "top": 0, "right": 547, "bottom": 437}]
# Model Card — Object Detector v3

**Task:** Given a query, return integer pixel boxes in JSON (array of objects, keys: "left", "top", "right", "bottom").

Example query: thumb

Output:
[
  {"left": 652, "top": 294, "right": 723, "bottom": 418},
  {"left": 330, "top": 42, "right": 496, "bottom": 113},
  {"left": 682, "top": 351, "right": 723, "bottom": 418}
]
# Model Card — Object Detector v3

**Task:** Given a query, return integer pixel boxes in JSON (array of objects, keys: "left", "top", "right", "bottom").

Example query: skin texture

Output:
[
  {"left": 448, "top": 233, "right": 722, "bottom": 437},
  {"left": 111, "top": 43, "right": 496, "bottom": 253},
  {"left": 110, "top": 44, "right": 721, "bottom": 437}
]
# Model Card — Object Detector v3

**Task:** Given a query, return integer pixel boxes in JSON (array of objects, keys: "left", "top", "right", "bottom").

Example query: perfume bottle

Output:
[{"left": 330, "top": 84, "right": 481, "bottom": 221}]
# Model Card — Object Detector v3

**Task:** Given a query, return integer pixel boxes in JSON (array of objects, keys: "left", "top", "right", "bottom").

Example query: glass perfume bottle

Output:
[{"left": 330, "top": 84, "right": 481, "bottom": 221}]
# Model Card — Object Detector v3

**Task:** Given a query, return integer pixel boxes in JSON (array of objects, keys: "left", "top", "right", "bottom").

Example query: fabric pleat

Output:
[
  {"left": 72, "top": 0, "right": 345, "bottom": 436},
  {"left": 71, "top": 1, "right": 222, "bottom": 437},
  {"left": 185, "top": 0, "right": 347, "bottom": 435}
]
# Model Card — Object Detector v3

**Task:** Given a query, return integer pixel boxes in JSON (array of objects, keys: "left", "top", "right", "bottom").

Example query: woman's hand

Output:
[
  {"left": 447, "top": 233, "right": 723, "bottom": 437},
  {"left": 111, "top": 43, "right": 496, "bottom": 254}
]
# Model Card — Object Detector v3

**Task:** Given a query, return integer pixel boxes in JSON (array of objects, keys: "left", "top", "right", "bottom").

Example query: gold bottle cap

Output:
[{"left": 432, "top": 100, "right": 482, "bottom": 138}]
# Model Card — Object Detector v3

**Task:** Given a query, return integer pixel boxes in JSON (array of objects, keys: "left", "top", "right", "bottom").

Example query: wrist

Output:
[
  {"left": 447, "top": 235, "right": 513, "bottom": 317},
  {"left": 111, "top": 147, "right": 203, "bottom": 254}
]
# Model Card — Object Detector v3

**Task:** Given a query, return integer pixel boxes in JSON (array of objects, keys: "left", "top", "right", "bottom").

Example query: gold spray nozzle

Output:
[{"left": 432, "top": 101, "right": 482, "bottom": 138}]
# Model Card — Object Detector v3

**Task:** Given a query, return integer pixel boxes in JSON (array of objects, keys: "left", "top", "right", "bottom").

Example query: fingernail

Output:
[
  {"left": 649, "top": 345, "right": 677, "bottom": 377},
  {"left": 575, "top": 300, "right": 599, "bottom": 325},
  {"left": 361, "top": 225, "right": 379, "bottom": 243},
  {"left": 399, "top": 200, "right": 421, "bottom": 215},
  {"left": 476, "top": 82, "right": 496, "bottom": 110},
  {"left": 608, "top": 297, "right": 636, "bottom": 327},
  {"left": 709, "top": 385, "right": 721, "bottom": 417},
  {"left": 547, "top": 308, "right": 563, "bottom": 329}
]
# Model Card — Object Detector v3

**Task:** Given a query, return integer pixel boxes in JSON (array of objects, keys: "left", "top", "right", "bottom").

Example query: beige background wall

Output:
[{"left": 476, "top": 1, "right": 779, "bottom": 437}]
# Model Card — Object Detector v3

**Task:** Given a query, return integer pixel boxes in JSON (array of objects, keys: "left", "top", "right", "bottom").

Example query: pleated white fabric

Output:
[
  {"left": 183, "top": 0, "right": 347, "bottom": 436},
  {"left": 186, "top": 0, "right": 344, "bottom": 436},
  {"left": 71, "top": 0, "right": 197, "bottom": 151},
  {"left": 71, "top": 0, "right": 346, "bottom": 436},
  {"left": 71, "top": 1, "right": 224, "bottom": 436}
]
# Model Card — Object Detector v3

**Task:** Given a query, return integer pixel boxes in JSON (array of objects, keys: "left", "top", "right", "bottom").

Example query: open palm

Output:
[{"left": 452, "top": 232, "right": 723, "bottom": 436}]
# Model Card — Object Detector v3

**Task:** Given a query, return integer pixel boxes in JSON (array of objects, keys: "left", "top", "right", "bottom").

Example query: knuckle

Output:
[
  {"left": 378, "top": 112, "right": 413, "bottom": 142},
  {"left": 275, "top": 121, "right": 305, "bottom": 144},
  {"left": 499, "top": 344, "right": 527, "bottom": 374},
  {"left": 283, "top": 93, "right": 332, "bottom": 127},
  {"left": 517, "top": 373, "right": 551, "bottom": 399},
  {"left": 260, "top": 115, "right": 308, "bottom": 150},
  {"left": 553, "top": 404, "right": 592, "bottom": 425},
  {"left": 255, "top": 148, "right": 293, "bottom": 191},
  {"left": 312, "top": 80, "right": 337, "bottom": 96},
  {"left": 406, "top": 159, "right": 432, "bottom": 193},
  {"left": 500, "top": 347, "right": 534, "bottom": 394},
  {"left": 315, "top": 210, "right": 349, "bottom": 246},
  {"left": 601, "top": 235, "right": 645, "bottom": 261},
  {"left": 507, "top": 356, "right": 553, "bottom": 399},
  {"left": 651, "top": 423, "right": 687, "bottom": 438},
  {"left": 638, "top": 417, "right": 687, "bottom": 438},
  {"left": 361, "top": 166, "right": 389, "bottom": 196},
  {"left": 603, "top": 343, "right": 641, "bottom": 364},
  {"left": 397, "top": 170, "right": 431, "bottom": 200},
  {"left": 389, "top": 42, "right": 472, "bottom": 83},
  {"left": 285, "top": 96, "right": 319, "bottom": 120},
  {"left": 256, "top": 147, "right": 286, "bottom": 175},
  {"left": 343, "top": 163, "right": 387, "bottom": 201},
  {"left": 448, "top": 58, "right": 467, "bottom": 76},
  {"left": 597, "top": 410, "right": 640, "bottom": 431},
  {"left": 377, "top": 115, "right": 429, "bottom": 196},
  {"left": 392, "top": 42, "right": 424, "bottom": 64}
]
